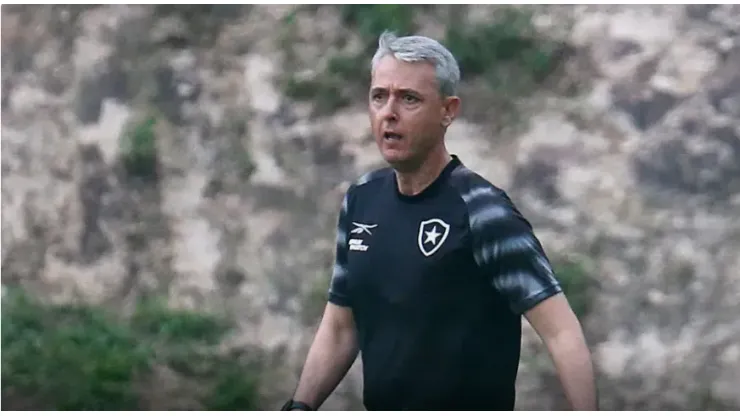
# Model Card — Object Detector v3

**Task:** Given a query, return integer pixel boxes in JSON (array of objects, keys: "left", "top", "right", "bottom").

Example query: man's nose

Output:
[{"left": 378, "top": 98, "right": 399, "bottom": 122}]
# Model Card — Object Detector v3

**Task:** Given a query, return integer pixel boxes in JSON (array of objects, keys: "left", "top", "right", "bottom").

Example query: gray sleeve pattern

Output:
[
  {"left": 327, "top": 188, "right": 352, "bottom": 307},
  {"left": 463, "top": 186, "right": 562, "bottom": 314}
]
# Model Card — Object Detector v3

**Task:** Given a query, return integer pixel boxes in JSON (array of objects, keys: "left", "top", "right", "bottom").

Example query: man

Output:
[{"left": 282, "top": 31, "right": 598, "bottom": 411}]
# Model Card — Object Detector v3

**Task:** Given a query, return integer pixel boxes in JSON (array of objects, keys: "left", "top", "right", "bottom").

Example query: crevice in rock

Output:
[
  {"left": 512, "top": 159, "right": 561, "bottom": 205},
  {"left": 77, "top": 144, "right": 113, "bottom": 264},
  {"left": 108, "top": 159, "right": 174, "bottom": 307},
  {"left": 612, "top": 85, "right": 682, "bottom": 131}
]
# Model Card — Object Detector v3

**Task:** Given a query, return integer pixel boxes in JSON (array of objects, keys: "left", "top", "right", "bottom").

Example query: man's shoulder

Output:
[
  {"left": 448, "top": 163, "right": 510, "bottom": 207},
  {"left": 447, "top": 163, "right": 528, "bottom": 235},
  {"left": 346, "top": 166, "right": 393, "bottom": 195}
]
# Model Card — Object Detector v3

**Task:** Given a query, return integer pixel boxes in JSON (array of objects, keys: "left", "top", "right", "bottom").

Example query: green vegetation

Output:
[
  {"left": 445, "top": 8, "right": 562, "bottom": 89},
  {"left": 301, "top": 273, "right": 331, "bottom": 326},
  {"left": 340, "top": 5, "right": 418, "bottom": 47},
  {"left": 553, "top": 258, "right": 593, "bottom": 318},
  {"left": 1, "top": 289, "right": 261, "bottom": 410},
  {"left": 152, "top": 5, "right": 249, "bottom": 46},
  {"left": 282, "top": 76, "right": 351, "bottom": 117},
  {"left": 119, "top": 115, "right": 159, "bottom": 180},
  {"left": 279, "top": 5, "right": 568, "bottom": 123},
  {"left": 1, "top": 291, "right": 148, "bottom": 410},
  {"left": 279, "top": 5, "right": 419, "bottom": 116},
  {"left": 694, "top": 387, "right": 737, "bottom": 411}
]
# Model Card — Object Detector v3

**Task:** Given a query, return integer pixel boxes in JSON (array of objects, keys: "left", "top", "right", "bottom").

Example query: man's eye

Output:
[{"left": 403, "top": 95, "right": 419, "bottom": 103}]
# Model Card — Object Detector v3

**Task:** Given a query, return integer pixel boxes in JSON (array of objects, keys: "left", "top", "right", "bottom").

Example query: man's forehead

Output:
[{"left": 371, "top": 56, "right": 437, "bottom": 91}]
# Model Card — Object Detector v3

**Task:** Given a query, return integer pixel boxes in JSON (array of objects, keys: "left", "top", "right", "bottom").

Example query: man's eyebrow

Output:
[
  {"left": 369, "top": 87, "right": 422, "bottom": 95},
  {"left": 397, "top": 88, "right": 421, "bottom": 95}
]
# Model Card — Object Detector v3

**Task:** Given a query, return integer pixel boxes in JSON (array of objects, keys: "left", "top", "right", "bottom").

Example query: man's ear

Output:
[{"left": 442, "top": 96, "right": 461, "bottom": 127}]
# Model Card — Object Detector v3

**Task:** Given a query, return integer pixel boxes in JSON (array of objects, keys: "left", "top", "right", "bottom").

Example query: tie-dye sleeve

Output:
[
  {"left": 327, "top": 188, "right": 353, "bottom": 307},
  {"left": 466, "top": 189, "right": 562, "bottom": 315}
]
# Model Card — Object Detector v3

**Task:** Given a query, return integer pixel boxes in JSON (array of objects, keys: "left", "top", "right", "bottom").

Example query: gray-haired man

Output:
[{"left": 282, "top": 31, "right": 598, "bottom": 411}]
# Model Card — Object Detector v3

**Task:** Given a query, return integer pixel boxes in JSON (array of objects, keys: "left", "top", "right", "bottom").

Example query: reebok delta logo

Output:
[
  {"left": 349, "top": 222, "right": 375, "bottom": 252},
  {"left": 351, "top": 222, "right": 377, "bottom": 235}
]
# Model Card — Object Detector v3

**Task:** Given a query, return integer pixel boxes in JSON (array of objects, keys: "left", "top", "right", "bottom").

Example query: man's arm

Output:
[
  {"left": 288, "top": 188, "right": 358, "bottom": 410},
  {"left": 525, "top": 293, "right": 598, "bottom": 410},
  {"left": 291, "top": 303, "right": 359, "bottom": 409},
  {"left": 468, "top": 190, "right": 597, "bottom": 410}
]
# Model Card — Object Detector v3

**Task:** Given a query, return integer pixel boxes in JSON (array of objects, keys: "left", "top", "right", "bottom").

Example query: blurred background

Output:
[{"left": 1, "top": 4, "right": 739, "bottom": 411}]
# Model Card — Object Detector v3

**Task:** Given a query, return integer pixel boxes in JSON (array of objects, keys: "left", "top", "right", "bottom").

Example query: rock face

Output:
[{"left": 2, "top": 4, "right": 739, "bottom": 410}]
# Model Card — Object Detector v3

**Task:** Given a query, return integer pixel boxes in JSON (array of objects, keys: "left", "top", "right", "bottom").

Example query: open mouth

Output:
[{"left": 383, "top": 131, "right": 403, "bottom": 140}]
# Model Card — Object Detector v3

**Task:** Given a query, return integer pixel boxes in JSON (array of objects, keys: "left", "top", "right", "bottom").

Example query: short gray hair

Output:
[{"left": 370, "top": 31, "right": 461, "bottom": 97}]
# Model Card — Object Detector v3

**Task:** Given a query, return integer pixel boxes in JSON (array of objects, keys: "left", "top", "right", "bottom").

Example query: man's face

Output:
[{"left": 368, "top": 55, "right": 458, "bottom": 171}]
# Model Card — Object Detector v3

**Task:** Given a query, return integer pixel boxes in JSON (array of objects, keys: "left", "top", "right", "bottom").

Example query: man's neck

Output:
[{"left": 395, "top": 147, "right": 452, "bottom": 196}]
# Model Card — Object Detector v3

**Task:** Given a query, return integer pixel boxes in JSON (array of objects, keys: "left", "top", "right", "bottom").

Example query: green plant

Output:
[
  {"left": 119, "top": 115, "right": 158, "bottom": 180},
  {"left": 1, "top": 289, "right": 262, "bottom": 410},
  {"left": 301, "top": 272, "right": 331, "bottom": 326},
  {"left": 694, "top": 387, "right": 736, "bottom": 410},
  {"left": 1, "top": 290, "right": 149, "bottom": 410},
  {"left": 279, "top": 6, "right": 567, "bottom": 124},
  {"left": 443, "top": 7, "right": 567, "bottom": 128},
  {"left": 282, "top": 77, "right": 350, "bottom": 117},
  {"left": 152, "top": 5, "right": 248, "bottom": 46},
  {"left": 445, "top": 8, "right": 551, "bottom": 77},
  {"left": 340, "top": 5, "right": 418, "bottom": 47},
  {"left": 553, "top": 258, "right": 593, "bottom": 318},
  {"left": 279, "top": 5, "right": 423, "bottom": 116},
  {"left": 131, "top": 297, "right": 230, "bottom": 344},
  {"left": 202, "top": 353, "right": 261, "bottom": 411}
]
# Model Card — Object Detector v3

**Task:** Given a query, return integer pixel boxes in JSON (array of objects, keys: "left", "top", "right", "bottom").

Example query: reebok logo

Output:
[{"left": 351, "top": 222, "right": 377, "bottom": 236}]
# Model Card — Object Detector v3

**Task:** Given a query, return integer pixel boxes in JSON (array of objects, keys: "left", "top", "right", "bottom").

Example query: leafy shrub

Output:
[
  {"left": 279, "top": 5, "right": 568, "bottom": 123},
  {"left": 553, "top": 259, "right": 593, "bottom": 318},
  {"left": 340, "top": 5, "right": 418, "bottom": 47},
  {"left": 445, "top": 8, "right": 558, "bottom": 82},
  {"left": 280, "top": 5, "right": 422, "bottom": 116},
  {"left": 1, "top": 291, "right": 149, "bottom": 410},
  {"left": 119, "top": 115, "right": 158, "bottom": 181},
  {"left": 283, "top": 77, "right": 350, "bottom": 117},
  {"left": 1, "top": 289, "right": 261, "bottom": 411}
]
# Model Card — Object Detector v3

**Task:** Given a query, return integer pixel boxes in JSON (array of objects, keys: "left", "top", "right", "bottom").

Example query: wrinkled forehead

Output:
[{"left": 370, "top": 56, "right": 438, "bottom": 93}]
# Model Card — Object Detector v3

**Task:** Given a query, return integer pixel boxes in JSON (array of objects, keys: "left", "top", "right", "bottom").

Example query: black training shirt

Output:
[{"left": 328, "top": 155, "right": 562, "bottom": 410}]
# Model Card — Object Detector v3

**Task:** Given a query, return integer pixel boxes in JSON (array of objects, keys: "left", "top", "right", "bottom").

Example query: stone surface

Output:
[{"left": 1, "top": 4, "right": 739, "bottom": 411}]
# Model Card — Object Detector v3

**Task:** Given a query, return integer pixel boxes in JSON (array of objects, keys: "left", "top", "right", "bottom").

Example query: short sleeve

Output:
[
  {"left": 468, "top": 191, "right": 562, "bottom": 315},
  {"left": 327, "top": 188, "right": 353, "bottom": 307}
]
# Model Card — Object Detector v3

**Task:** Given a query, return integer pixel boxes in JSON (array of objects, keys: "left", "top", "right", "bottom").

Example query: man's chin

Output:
[
  {"left": 381, "top": 151, "right": 408, "bottom": 166},
  {"left": 382, "top": 152, "right": 422, "bottom": 173}
]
